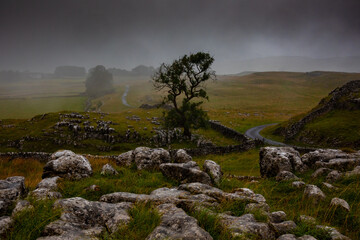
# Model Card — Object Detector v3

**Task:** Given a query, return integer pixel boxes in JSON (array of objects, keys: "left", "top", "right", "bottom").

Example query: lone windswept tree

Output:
[
  {"left": 85, "top": 65, "right": 114, "bottom": 98},
  {"left": 152, "top": 52, "right": 216, "bottom": 137}
]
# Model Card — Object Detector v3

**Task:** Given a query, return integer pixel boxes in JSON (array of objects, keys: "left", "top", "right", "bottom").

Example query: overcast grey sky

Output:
[{"left": 1, "top": 0, "right": 359, "bottom": 73}]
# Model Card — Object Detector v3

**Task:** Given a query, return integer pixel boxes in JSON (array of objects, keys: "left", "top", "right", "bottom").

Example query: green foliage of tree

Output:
[
  {"left": 85, "top": 65, "right": 114, "bottom": 98},
  {"left": 152, "top": 52, "right": 216, "bottom": 137}
]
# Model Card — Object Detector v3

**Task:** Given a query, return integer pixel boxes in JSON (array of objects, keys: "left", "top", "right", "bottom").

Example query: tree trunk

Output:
[{"left": 183, "top": 126, "right": 191, "bottom": 138}]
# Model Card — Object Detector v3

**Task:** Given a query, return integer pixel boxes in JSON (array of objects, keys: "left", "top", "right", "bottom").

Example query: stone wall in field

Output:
[{"left": 208, "top": 120, "right": 250, "bottom": 144}]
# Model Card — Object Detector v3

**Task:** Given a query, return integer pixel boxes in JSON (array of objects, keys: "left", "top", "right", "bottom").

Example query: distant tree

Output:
[
  {"left": 152, "top": 52, "right": 216, "bottom": 137},
  {"left": 85, "top": 65, "right": 114, "bottom": 98}
]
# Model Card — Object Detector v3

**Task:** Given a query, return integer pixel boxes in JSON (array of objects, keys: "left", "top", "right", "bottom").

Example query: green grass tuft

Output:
[
  {"left": 100, "top": 202, "right": 161, "bottom": 240},
  {"left": 5, "top": 199, "right": 61, "bottom": 240}
]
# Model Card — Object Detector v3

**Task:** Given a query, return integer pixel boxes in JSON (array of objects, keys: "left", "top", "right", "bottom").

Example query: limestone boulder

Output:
[
  {"left": 36, "top": 176, "right": 60, "bottom": 191},
  {"left": 326, "top": 170, "right": 343, "bottom": 183},
  {"left": 203, "top": 160, "right": 223, "bottom": 185},
  {"left": 146, "top": 203, "right": 213, "bottom": 240},
  {"left": 100, "top": 164, "right": 119, "bottom": 176},
  {"left": 0, "top": 216, "right": 13, "bottom": 236},
  {"left": 40, "top": 197, "right": 132, "bottom": 239},
  {"left": 276, "top": 171, "right": 299, "bottom": 182},
  {"left": 174, "top": 149, "right": 192, "bottom": 163},
  {"left": 12, "top": 200, "right": 33, "bottom": 217},
  {"left": 301, "top": 149, "right": 360, "bottom": 166},
  {"left": 260, "top": 147, "right": 306, "bottom": 178},
  {"left": 304, "top": 185, "right": 326, "bottom": 204},
  {"left": 133, "top": 147, "right": 171, "bottom": 170},
  {"left": 345, "top": 166, "right": 360, "bottom": 177},
  {"left": 292, "top": 181, "right": 305, "bottom": 188},
  {"left": 330, "top": 197, "right": 350, "bottom": 212},
  {"left": 219, "top": 213, "right": 275, "bottom": 239},
  {"left": 160, "top": 162, "right": 212, "bottom": 185},
  {"left": 42, "top": 150, "right": 92, "bottom": 180},
  {"left": 269, "top": 211, "right": 287, "bottom": 223},
  {"left": 116, "top": 150, "right": 133, "bottom": 167}
]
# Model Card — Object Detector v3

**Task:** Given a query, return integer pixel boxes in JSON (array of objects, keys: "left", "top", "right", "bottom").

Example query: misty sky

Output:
[{"left": 1, "top": 0, "right": 360, "bottom": 73}]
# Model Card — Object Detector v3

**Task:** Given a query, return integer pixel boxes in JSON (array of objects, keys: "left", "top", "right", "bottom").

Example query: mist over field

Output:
[{"left": 0, "top": 0, "right": 360, "bottom": 74}]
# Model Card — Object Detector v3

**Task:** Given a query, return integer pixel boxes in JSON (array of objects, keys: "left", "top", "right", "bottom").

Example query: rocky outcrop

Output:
[
  {"left": 42, "top": 150, "right": 93, "bottom": 180},
  {"left": 330, "top": 198, "right": 350, "bottom": 212},
  {"left": 276, "top": 171, "right": 299, "bottom": 182},
  {"left": 31, "top": 176, "right": 62, "bottom": 200},
  {"left": 203, "top": 160, "right": 223, "bottom": 185},
  {"left": 39, "top": 197, "right": 132, "bottom": 239},
  {"left": 146, "top": 204, "right": 213, "bottom": 240},
  {"left": 116, "top": 150, "right": 134, "bottom": 166},
  {"left": 260, "top": 147, "right": 306, "bottom": 177},
  {"left": 11, "top": 200, "right": 33, "bottom": 217},
  {"left": 283, "top": 80, "right": 360, "bottom": 140},
  {"left": 0, "top": 176, "right": 26, "bottom": 216},
  {"left": 174, "top": 149, "right": 192, "bottom": 163},
  {"left": 303, "top": 185, "right": 326, "bottom": 204},
  {"left": 219, "top": 213, "right": 275, "bottom": 239},
  {"left": 133, "top": 147, "right": 171, "bottom": 170},
  {"left": 0, "top": 216, "right": 13, "bottom": 236},
  {"left": 100, "top": 163, "right": 119, "bottom": 176},
  {"left": 160, "top": 162, "right": 212, "bottom": 185}
]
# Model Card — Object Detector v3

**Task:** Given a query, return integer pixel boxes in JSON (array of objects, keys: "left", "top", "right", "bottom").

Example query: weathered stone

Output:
[
  {"left": 298, "top": 235, "right": 317, "bottom": 240},
  {"left": 322, "top": 182, "right": 338, "bottom": 191},
  {"left": 146, "top": 203, "right": 213, "bottom": 240},
  {"left": 43, "top": 150, "right": 92, "bottom": 180},
  {"left": 316, "top": 225, "right": 351, "bottom": 240},
  {"left": 301, "top": 149, "right": 359, "bottom": 166},
  {"left": 178, "top": 182, "right": 225, "bottom": 200},
  {"left": 276, "top": 171, "right": 299, "bottom": 182},
  {"left": 174, "top": 149, "right": 192, "bottom": 163},
  {"left": 203, "top": 160, "right": 223, "bottom": 185},
  {"left": 0, "top": 216, "right": 13, "bottom": 235},
  {"left": 311, "top": 168, "right": 332, "bottom": 179},
  {"left": 270, "top": 220, "right": 297, "bottom": 236},
  {"left": 330, "top": 198, "right": 350, "bottom": 212},
  {"left": 100, "top": 164, "right": 119, "bottom": 176},
  {"left": 245, "top": 202, "right": 270, "bottom": 215},
  {"left": 150, "top": 187, "right": 191, "bottom": 201},
  {"left": 260, "top": 147, "right": 306, "bottom": 178},
  {"left": 277, "top": 234, "right": 297, "bottom": 240},
  {"left": 31, "top": 188, "right": 62, "bottom": 200},
  {"left": 12, "top": 200, "right": 33, "bottom": 217},
  {"left": 41, "top": 197, "right": 132, "bottom": 239},
  {"left": 299, "top": 215, "right": 316, "bottom": 225},
  {"left": 269, "top": 211, "right": 287, "bottom": 223},
  {"left": 345, "top": 166, "right": 360, "bottom": 177},
  {"left": 133, "top": 147, "right": 171, "bottom": 170},
  {"left": 0, "top": 200, "right": 10, "bottom": 216},
  {"left": 219, "top": 213, "right": 275, "bottom": 239},
  {"left": 292, "top": 181, "right": 305, "bottom": 188},
  {"left": 37, "top": 176, "right": 60, "bottom": 191},
  {"left": 227, "top": 188, "right": 266, "bottom": 204},
  {"left": 0, "top": 176, "right": 26, "bottom": 202},
  {"left": 160, "top": 162, "right": 212, "bottom": 185},
  {"left": 116, "top": 150, "right": 133, "bottom": 167},
  {"left": 100, "top": 192, "right": 150, "bottom": 203},
  {"left": 304, "top": 185, "right": 326, "bottom": 204},
  {"left": 326, "top": 170, "right": 343, "bottom": 183},
  {"left": 315, "top": 158, "right": 360, "bottom": 172}
]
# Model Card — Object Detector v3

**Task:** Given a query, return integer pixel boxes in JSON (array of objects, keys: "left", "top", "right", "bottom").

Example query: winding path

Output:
[
  {"left": 245, "top": 123, "right": 288, "bottom": 146},
  {"left": 122, "top": 85, "right": 131, "bottom": 107}
]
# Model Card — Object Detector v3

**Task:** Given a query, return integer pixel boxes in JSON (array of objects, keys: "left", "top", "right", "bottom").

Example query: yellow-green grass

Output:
[
  {"left": 0, "top": 96, "right": 86, "bottom": 119},
  {"left": 193, "top": 148, "right": 260, "bottom": 176},
  {"left": 220, "top": 173, "right": 360, "bottom": 239},
  {"left": 261, "top": 110, "right": 360, "bottom": 148}
]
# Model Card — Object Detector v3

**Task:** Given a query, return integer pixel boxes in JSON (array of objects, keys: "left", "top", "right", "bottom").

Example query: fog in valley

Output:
[{"left": 1, "top": 0, "right": 360, "bottom": 75}]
